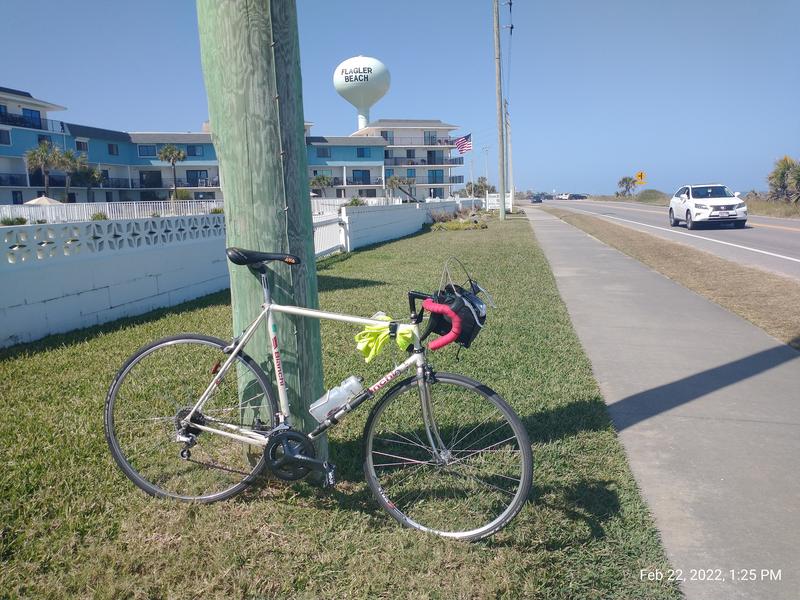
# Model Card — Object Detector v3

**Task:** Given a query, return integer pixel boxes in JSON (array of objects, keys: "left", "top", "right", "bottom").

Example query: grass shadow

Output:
[{"left": 317, "top": 274, "right": 386, "bottom": 292}]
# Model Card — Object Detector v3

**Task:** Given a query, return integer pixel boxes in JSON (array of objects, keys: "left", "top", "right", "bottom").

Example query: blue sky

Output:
[{"left": 2, "top": 0, "right": 798, "bottom": 194}]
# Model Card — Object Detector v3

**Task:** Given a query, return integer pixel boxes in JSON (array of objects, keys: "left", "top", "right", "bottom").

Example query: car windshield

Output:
[{"left": 691, "top": 186, "right": 734, "bottom": 199}]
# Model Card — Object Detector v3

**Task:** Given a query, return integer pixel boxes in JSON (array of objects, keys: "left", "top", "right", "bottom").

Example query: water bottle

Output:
[{"left": 309, "top": 376, "right": 364, "bottom": 423}]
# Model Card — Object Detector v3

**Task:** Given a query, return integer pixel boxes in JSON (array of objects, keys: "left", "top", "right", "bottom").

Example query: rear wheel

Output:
[
  {"left": 105, "top": 334, "right": 278, "bottom": 502},
  {"left": 363, "top": 373, "right": 533, "bottom": 541}
]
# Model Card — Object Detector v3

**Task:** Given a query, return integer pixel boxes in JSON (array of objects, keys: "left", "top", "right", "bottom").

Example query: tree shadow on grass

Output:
[{"left": 317, "top": 274, "right": 386, "bottom": 292}]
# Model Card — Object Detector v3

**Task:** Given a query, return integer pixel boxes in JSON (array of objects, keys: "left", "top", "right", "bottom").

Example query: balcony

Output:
[
  {"left": 0, "top": 173, "right": 27, "bottom": 186},
  {"left": 0, "top": 112, "right": 66, "bottom": 133},
  {"left": 131, "top": 176, "right": 221, "bottom": 189},
  {"left": 101, "top": 178, "right": 132, "bottom": 189},
  {"left": 29, "top": 173, "right": 67, "bottom": 187},
  {"left": 344, "top": 177, "right": 383, "bottom": 186},
  {"left": 382, "top": 137, "right": 457, "bottom": 147},
  {"left": 383, "top": 156, "right": 464, "bottom": 167},
  {"left": 449, "top": 175, "right": 464, "bottom": 184}
]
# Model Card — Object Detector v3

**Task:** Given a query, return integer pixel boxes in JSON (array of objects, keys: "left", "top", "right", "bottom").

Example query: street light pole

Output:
[{"left": 493, "top": 0, "right": 506, "bottom": 220}]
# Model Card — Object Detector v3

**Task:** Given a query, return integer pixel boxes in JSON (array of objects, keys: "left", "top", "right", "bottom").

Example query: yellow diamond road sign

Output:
[{"left": 635, "top": 171, "right": 647, "bottom": 185}]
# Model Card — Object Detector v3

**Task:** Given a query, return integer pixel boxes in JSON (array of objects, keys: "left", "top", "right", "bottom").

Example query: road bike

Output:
[{"left": 104, "top": 248, "right": 533, "bottom": 541}]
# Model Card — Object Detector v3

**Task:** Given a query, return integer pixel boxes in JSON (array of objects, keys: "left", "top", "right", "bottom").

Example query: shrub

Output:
[
  {"left": 347, "top": 197, "right": 366, "bottom": 206},
  {"left": 1, "top": 217, "right": 27, "bottom": 226},
  {"left": 90, "top": 212, "right": 108, "bottom": 221},
  {"left": 150, "top": 212, "right": 161, "bottom": 218},
  {"left": 36, "top": 219, "right": 47, "bottom": 224},
  {"left": 636, "top": 189, "right": 669, "bottom": 204},
  {"left": 432, "top": 220, "right": 488, "bottom": 231},
  {"left": 210, "top": 207, "right": 224, "bottom": 214},
  {"left": 173, "top": 189, "right": 193, "bottom": 201},
  {"left": 430, "top": 210, "right": 455, "bottom": 223}
]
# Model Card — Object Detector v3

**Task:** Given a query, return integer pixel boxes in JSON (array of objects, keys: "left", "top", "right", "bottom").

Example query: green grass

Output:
[{"left": 0, "top": 222, "right": 680, "bottom": 599}]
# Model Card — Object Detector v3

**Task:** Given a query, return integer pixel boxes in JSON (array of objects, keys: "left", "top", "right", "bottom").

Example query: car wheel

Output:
[
  {"left": 686, "top": 211, "right": 696, "bottom": 230},
  {"left": 734, "top": 220, "right": 746, "bottom": 229},
  {"left": 669, "top": 208, "right": 678, "bottom": 227}
]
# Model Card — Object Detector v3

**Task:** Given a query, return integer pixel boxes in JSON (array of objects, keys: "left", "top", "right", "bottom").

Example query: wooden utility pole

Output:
[
  {"left": 197, "top": 0, "right": 326, "bottom": 455},
  {"left": 493, "top": 0, "right": 507, "bottom": 220}
]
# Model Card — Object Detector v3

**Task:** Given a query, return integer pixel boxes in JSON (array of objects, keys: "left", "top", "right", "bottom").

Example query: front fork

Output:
[{"left": 417, "top": 367, "right": 451, "bottom": 463}]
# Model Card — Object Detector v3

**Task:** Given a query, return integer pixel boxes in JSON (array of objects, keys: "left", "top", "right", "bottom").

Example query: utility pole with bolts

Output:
[{"left": 505, "top": 100, "right": 515, "bottom": 205}]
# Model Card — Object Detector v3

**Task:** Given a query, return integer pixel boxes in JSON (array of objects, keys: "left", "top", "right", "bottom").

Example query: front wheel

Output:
[
  {"left": 105, "top": 334, "right": 278, "bottom": 502},
  {"left": 686, "top": 211, "right": 697, "bottom": 230},
  {"left": 668, "top": 208, "right": 678, "bottom": 227},
  {"left": 363, "top": 373, "right": 533, "bottom": 541},
  {"left": 734, "top": 220, "right": 746, "bottom": 229}
]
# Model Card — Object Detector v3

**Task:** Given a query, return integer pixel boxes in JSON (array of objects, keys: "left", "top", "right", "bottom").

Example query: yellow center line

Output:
[{"left": 748, "top": 222, "right": 800, "bottom": 233}]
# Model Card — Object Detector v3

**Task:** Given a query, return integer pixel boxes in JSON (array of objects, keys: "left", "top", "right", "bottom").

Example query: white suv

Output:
[{"left": 669, "top": 184, "right": 747, "bottom": 229}]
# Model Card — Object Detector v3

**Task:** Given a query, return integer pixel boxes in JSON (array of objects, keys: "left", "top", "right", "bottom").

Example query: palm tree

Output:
[
  {"left": 25, "top": 142, "right": 63, "bottom": 198},
  {"left": 617, "top": 176, "right": 637, "bottom": 196},
  {"left": 73, "top": 164, "right": 104, "bottom": 203},
  {"left": 767, "top": 155, "right": 797, "bottom": 201},
  {"left": 788, "top": 163, "right": 800, "bottom": 204},
  {"left": 310, "top": 174, "right": 332, "bottom": 198},
  {"left": 58, "top": 150, "right": 86, "bottom": 203},
  {"left": 157, "top": 144, "right": 187, "bottom": 199},
  {"left": 386, "top": 175, "right": 413, "bottom": 200}
]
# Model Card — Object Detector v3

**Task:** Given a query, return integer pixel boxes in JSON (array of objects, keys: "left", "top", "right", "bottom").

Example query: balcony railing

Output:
[
  {"left": 344, "top": 177, "right": 383, "bottom": 186},
  {"left": 101, "top": 178, "right": 132, "bottom": 189},
  {"left": 29, "top": 173, "right": 67, "bottom": 187},
  {"left": 131, "top": 177, "right": 221, "bottom": 189},
  {"left": 382, "top": 137, "right": 457, "bottom": 147},
  {"left": 0, "top": 112, "right": 67, "bottom": 133},
  {"left": 449, "top": 175, "right": 464, "bottom": 184},
  {"left": 0, "top": 173, "right": 28, "bottom": 186},
  {"left": 383, "top": 156, "right": 464, "bottom": 166}
]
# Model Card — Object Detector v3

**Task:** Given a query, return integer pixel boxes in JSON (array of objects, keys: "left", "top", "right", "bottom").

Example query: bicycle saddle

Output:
[{"left": 225, "top": 247, "right": 301, "bottom": 266}]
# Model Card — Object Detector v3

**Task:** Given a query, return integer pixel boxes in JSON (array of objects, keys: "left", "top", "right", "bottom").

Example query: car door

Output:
[
  {"left": 671, "top": 187, "right": 685, "bottom": 221},
  {"left": 677, "top": 186, "right": 691, "bottom": 220}
]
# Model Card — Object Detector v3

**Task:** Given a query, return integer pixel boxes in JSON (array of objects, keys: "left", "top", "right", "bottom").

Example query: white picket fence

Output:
[{"left": 0, "top": 200, "right": 225, "bottom": 224}]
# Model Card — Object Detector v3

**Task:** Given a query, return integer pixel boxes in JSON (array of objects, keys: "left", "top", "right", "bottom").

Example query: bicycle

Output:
[{"left": 104, "top": 248, "right": 533, "bottom": 541}]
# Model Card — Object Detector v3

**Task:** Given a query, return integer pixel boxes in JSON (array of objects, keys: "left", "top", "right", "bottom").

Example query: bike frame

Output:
[{"left": 181, "top": 271, "right": 445, "bottom": 453}]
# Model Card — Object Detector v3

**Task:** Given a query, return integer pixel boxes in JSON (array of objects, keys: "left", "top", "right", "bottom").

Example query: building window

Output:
[
  {"left": 108, "top": 143, "right": 119, "bottom": 156},
  {"left": 76, "top": 139, "right": 88, "bottom": 152},
  {"left": 105, "top": 191, "right": 113, "bottom": 202},
  {"left": 424, "top": 130, "right": 438, "bottom": 145},
  {"left": 358, "top": 189, "right": 377, "bottom": 198},
  {"left": 380, "top": 130, "right": 394, "bottom": 144},
  {"left": 194, "top": 191, "right": 216, "bottom": 200},
  {"left": 316, "top": 146, "right": 330, "bottom": 158},
  {"left": 0, "top": 104, "right": 7, "bottom": 116},
  {"left": 23, "top": 108, "right": 42, "bottom": 129},
  {"left": 187, "top": 144, "right": 204, "bottom": 157},
  {"left": 37, "top": 134, "right": 51, "bottom": 146},
  {"left": 0, "top": 129, "right": 10, "bottom": 145},
  {"left": 406, "top": 168, "right": 415, "bottom": 178},
  {"left": 384, "top": 149, "right": 393, "bottom": 158},
  {"left": 429, "top": 187, "right": 444, "bottom": 199},
  {"left": 87, "top": 190, "right": 95, "bottom": 202},
  {"left": 356, "top": 147, "right": 370, "bottom": 158},
  {"left": 385, "top": 168, "right": 394, "bottom": 178},
  {"left": 138, "top": 144, "right": 157, "bottom": 157},
  {"left": 406, "top": 149, "right": 415, "bottom": 158},
  {"left": 351, "top": 169, "right": 370, "bottom": 185},
  {"left": 428, "top": 169, "right": 444, "bottom": 184},
  {"left": 312, "top": 169, "right": 332, "bottom": 177},
  {"left": 12, "top": 191, "right": 23, "bottom": 205}
]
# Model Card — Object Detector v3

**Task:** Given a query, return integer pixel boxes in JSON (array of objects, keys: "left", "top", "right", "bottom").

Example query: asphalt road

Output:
[{"left": 543, "top": 199, "right": 800, "bottom": 280}]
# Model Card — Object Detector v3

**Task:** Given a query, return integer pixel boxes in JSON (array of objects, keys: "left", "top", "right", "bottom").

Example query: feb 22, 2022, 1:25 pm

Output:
[{"left": 640, "top": 568, "right": 782, "bottom": 584}]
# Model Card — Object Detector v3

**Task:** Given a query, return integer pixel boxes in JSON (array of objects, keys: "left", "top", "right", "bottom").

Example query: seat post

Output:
[{"left": 260, "top": 270, "right": 272, "bottom": 305}]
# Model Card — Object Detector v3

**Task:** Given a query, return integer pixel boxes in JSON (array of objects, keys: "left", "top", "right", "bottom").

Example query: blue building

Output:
[
  {"left": 0, "top": 86, "right": 219, "bottom": 204},
  {"left": 1, "top": 85, "right": 464, "bottom": 205}
]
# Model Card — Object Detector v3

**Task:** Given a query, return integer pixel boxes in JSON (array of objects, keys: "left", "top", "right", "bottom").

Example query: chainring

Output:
[{"left": 265, "top": 430, "right": 316, "bottom": 481}]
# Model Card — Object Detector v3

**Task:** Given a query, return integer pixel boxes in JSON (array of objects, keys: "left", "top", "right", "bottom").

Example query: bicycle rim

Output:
[
  {"left": 105, "top": 335, "right": 276, "bottom": 502},
  {"left": 363, "top": 373, "right": 532, "bottom": 541}
]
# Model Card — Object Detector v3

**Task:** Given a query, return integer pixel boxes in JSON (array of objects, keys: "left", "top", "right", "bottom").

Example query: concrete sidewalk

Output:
[{"left": 526, "top": 208, "right": 800, "bottom": 600}]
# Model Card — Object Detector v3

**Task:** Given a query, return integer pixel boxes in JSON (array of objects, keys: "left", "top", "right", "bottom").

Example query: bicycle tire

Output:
[
  {"left": 362, "top": 372, "right": 533, "bottom": 541},
  {"left": 105, "top": 334, "right": 278, "bottom": 502}
]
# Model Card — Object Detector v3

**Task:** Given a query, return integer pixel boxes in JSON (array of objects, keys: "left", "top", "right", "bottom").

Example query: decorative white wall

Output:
[
  {"left": 1, "top": 200, "right": 483, "bottom": 348},
  {"left": 1, "top": 216, "right": 228, "bottom": 347}
]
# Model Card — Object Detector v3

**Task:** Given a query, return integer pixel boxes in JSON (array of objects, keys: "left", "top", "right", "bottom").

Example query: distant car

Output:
[
  {"left": 567, "top": 193, "right": 588, "bottom": 200},
  {"left": 556, "top": 193, "right": 570, "bottom": 200},
  {"left": 530, "top": 195, "right": 542, "bottom": 203},
  {"left": 668, "top": 184, "right": 747, "bottom": 230}
]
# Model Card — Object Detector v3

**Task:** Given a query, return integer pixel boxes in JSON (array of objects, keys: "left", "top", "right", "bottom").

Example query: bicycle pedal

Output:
[{"left": 322, "top": 461, "right": 337, "bottom": 488}]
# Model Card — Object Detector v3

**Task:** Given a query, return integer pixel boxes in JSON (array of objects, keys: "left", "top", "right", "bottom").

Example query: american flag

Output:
[{"left": 454, "top": 134, "right": 472, "bottom": 154}]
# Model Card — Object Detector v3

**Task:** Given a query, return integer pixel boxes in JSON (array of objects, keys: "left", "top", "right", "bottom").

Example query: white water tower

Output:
[{"left": 333, "top": 56, "right": 390, "bottom": 130}]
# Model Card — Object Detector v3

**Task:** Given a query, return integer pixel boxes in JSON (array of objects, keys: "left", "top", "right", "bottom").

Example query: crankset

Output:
[{"left": 264, "top": 430, "right": 337, "bottom": 486}]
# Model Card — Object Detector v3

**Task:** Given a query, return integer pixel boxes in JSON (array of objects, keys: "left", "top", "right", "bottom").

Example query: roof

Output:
[
  {"left": 306, "top": 136, "right": 386, "bottom": 146},
  {"left": 363, "top": 118, "right": 458, "bottom": 130},
  {"left": 129, "top": 132, "right": 213, "bottom": 144},
  {"left": 0, "top": 85, "right": 32, "bottom": 98},
  {"left": 688, "top": 183, "right": 725, "bottom": 187},
  {"left": 66, "top": 123, "right": 131, "bottom": 142}
]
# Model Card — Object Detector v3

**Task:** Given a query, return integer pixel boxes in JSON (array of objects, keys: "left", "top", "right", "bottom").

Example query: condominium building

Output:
[
  {"left": 1, "top": 86, "right": 465, "bottom": 205},
  {"left": 0, "top": 86, "right": 219, "bottom": 204}
]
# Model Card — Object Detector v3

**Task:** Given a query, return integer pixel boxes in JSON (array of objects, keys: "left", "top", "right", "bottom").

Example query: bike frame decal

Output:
[
  {"left": 368, "top": 366, "right": 403, "bottom": 394},
  {"left": 271, "top": 329, "right": 286, "bottom": 390}
]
